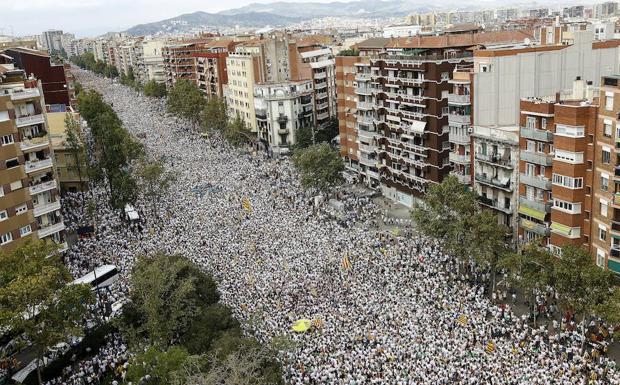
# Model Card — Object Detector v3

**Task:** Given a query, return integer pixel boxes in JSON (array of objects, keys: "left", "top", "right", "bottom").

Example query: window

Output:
[
  {"left": 5, "top": 158, "right": 19, "bottom": 169},
  {"left": 552, "top": 173, "right": 583, "bottom": 189},
  {"left": 0, "top": 111, "right": 9, "bottom": 122},
  {"left": 554, "top": 149, "right": 583, "bottom": 164},
  {"left": 597, "top": 248, "right": 605, "bottom": 268},
  {"left": 602, "top": 147, "right": 611, "bottom": 164},
  {"left": 601, "top": 173, "right": 610, "bottom": 191},
  {"left": 1, "top": 134, "right": 13, "bottom": 145},
  {"left": 526, "top": 117, "right": 536, "bottom": 129},
  {"left": 526, "top": 140, "right": 535, "bottom": 151},
  {"left": 0, "top": 232, "right": 12, "bottom": 245},
  {"left": 0, "top": 210, "right": 7, "bottom": 221},
  {"left": 599, "top": 224, "right": 608, "bottom": 241},
  {"left": 601, "top": 199, "right": 608, "bottom": 217},
  {"left": 537, "top": 142, "right": 545, "bottom": 152},
  {"left": 555, "top": 124, "right": 585, "bottom": 138},
  {"left": 604, "top": 119, "right": 613, "bottom": 137},
  {"left": 441, "top": 72, "right": 450, "bottom": 81},
  {"left": 605, "top": 91, "right": 614, "bottom": 111},
  {"left": 525, "top": 163, "right": 535, "bottom": 176},
  {"left": 553, "top": 199, "right": 581, "bottom": 213},
  {"left": 480, "top": 64, "right": 491, "bottom": 72},
  {"left": 541, "top": 118, "right": 547, "bottom": 129},
  {"left": 15, "top": 204, "right": 27, "bottom": 215},
  {"left": 19, "top": 225, "right": 31, "bottom": 237}
]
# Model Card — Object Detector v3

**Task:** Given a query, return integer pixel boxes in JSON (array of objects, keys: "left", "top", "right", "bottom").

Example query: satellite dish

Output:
[{"left": 524, "top": 38, "right": 531, "bottom": 46}]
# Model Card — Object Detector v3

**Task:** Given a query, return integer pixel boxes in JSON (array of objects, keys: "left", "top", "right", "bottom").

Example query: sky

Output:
[{"left": 1, "top": 0, "right": 337, "bottom": 38}]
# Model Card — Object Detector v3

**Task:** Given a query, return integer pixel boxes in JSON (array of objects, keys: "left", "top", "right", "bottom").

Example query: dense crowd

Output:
[{"left": 55, "top": 68, "right": 620, "bottom": 385}]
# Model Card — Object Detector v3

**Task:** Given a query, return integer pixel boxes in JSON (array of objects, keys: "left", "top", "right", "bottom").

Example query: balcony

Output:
[
  {"left": 20, "top": 136, "right": 49, "bottom": 152},
  {"left": 478, "top": 196, "right": 513, "bottom": 214},
  {"left": 475, "top": 153, "right": 514, "bottom": 168},
  {"left": 358, "top": 143, "right": 376, "bottom": 153},
  {"left": 520, "top": 150, "right": 553, "bottom": 166},
  {"left": 367, "top": 170, "right": 380, "bottom": 180},
  {"left": 447, "top": 93, "right": 470, "bottom": 105},
  {"left": 38, "top": 221, "right": 66, "bottom": 238},
  {"left": 357, "top": 102, "right": 374, "bottom": 110},
  {"left": 519, "top": 196, "right": 552, "bottom": 213},
  {"left": 520, "top": 127, "right": 553, "bottom": 142},
  {"left": 25, "top": 158, "right": 53, "bottom": 174},
  {"left": 8, "top": 88, "right": 41, "bottom": 101},
  {"left": 317, "top": 111, "right": 329, "bottom": 121},
  {"left": 356, "top": 86, "right": 373, "bottom": 95},
  {"left": 314, "top": 72, "right": 327, "bottom": 80},
  {"left": 357, "top": 115, "right": 374, "bottom": 125},
  {"left": 475, "top": 173, "right": 512, "bottom": 191},
  {"left": 450, "top": 172, "right": 471, "bottom": 184},
  {"left": 355, "top": 73, "right": 371, "bottom": 82},
  {"left": 448, "top": 114, "right": 470, "bottom": 125},
  {"left": 16, "top": 114, "right": 45, "bottom": 128},
  {"left": 315, "top": 82, "right": 328, "bottom": 90},
  {"left": 449, "top": 152, "right": 470, "bottom": 164},
  {"left": 29, "top": 179, "right": 57, "bottom": 195},
  {"left": 520, "top": 218, "right": 550, "bottom": 237},
  {"left": 449, "top": 132, "right": 470, "bottom": 145},
  {"left": 33, "top": 200, "right": 61, "bottom": 217},
  {"left": 520, "top": 173, "right": 552, "bottom": 190}
]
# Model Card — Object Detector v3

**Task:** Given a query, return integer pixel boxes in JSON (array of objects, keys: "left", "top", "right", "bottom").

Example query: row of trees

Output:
[
  {"left": 71, "top": 52, "right": 119, "bottom": 79},
  {"left": 121, "top": 254, "right": 283, "bottom": 385},
  {"left": 0, "top": 241, "right": 94, "bottom": 385},
  {"left": 413, "top": 175, "right": 620, "bottom": 334}
]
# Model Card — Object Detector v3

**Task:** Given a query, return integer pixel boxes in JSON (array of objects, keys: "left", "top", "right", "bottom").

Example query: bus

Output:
[{"left": 70, "top": 265, "right": 119, "bottom": 290}]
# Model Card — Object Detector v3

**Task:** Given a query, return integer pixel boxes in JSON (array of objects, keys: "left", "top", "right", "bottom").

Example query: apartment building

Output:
[
  {"left": 336, "top": 55, "right": 364, "bottom": 176},
  {"left": 0, "top": 60, "right": 66, "bottom": 253},
  {"left": 294, "top": 37, "right": 337, "bottom": 129},
  {"left": 115, "top": 39, "right": 142, "bottom": 77},
  {"left": 472, "top": 126, "right": 520, "bottom": 234},
  {"left": 347, "top": 30, "right": 533, "bottom": 207},
  {"left": 47, "top": 107, "right": 88, "bottom": 193},
  {"left": 592, "top": 75, "right": 620, "bottom": 274},
  {"left": 163, "top": 39, "right": 212, "bottom": 89},
  {"left": 140, "top": 39, "right": 166, "bottom": 83},
  {"left": 448, "top": 66, "right": 473, "bottom": 185},
  {"left": 254, "top": 80, "right": 314, "bottom": 154},
  {"left": 3, "top": 47, "right": 72, "bottom": 107},
  {"left": 194, "top": 40, "right": 236, "bottom": 99}
]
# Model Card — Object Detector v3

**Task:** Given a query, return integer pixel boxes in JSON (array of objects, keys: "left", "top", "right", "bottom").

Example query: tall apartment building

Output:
[
  {"left": 163, "top": 39, "right": 211, "bottom": 89},
  {"left": 448, "top": 66, "right": 473, "bottom": 185},
  {"left": 40, "top": 30, "right": 63, "bottom": 53},
  {"left": 0, "top": 60, "right": 66, "bottom": 253},
  {"left": 254, "top": 80, "right": 314, "bottom": 154},
  {"left": 594, "top": 2, "right": 619, "bottom": 19},
  {"left": 115, "top": 39, "right": 143, "bottom": 77},
  {"left": 336, "top": 55, "right": 364, "bottom": 176},
  {"left": 139, "top": 39, "right": 166, "bottom": 83},
  {"left": 591, "top": 75, "right": 620, "bottom": 274},
  {"left": 195, "top": 40, "right": 237, "bottom": 99},
  {"left": 3, "top": 48, "right": 72, "bottom": 107},
  {"left": 344, "top": 30, "right": 533, "bottom": 207},
  {"left": 472, "top": 126, "right": 520, "bottom": 234},
  {"left": 294, "top": 38, "right": 337, "bottom": 129},
  {"left": 47, "top": 107, "right": 88, "bottom": 193}
]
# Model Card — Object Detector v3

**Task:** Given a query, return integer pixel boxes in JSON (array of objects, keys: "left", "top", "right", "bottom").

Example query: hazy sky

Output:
[{"left": 2, "top": 0, "right": 337, "bottom": 37}]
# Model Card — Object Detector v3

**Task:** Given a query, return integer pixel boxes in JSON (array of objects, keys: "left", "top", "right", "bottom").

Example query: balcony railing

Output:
[
  {"left": 449, "top": 132, "right": 470, "bottom": 145},
  {"left": 355, "top": 73, "right": 371, "bottom": 81},
  {"left": 448, "top": 114, "right": 470, "bottom": 125},
  {"left": 33, "top": 200, "right": 61, "bottom": 217},
  {"left": 519, "top": 196, "right": 552, "bottom": 213},
  {"left": 520, "top": 127, "right": 553, "bottom": 142},
  {"left": 20, "top": 136, "right": 49, "bottom": 152},
  {"left": 520, "top": 218, "right": 550, "bottom": 237},
  {"left": 317, "top": 112, "right": 329, "bottom": 121},
  {"left": 7, "top": 88, "right": 41, "bottom": 101},
  {"left": 367, "top": 170, "right": 380, "bottom": 180},
  {"left": 38, "top": 221, "right": 66, "bottom": 238},
  {"left": 520, "top": 150, "right": 553, "bottom": 166},
  {"left": 356, "top": 86, "right": 373, "bottom": 95},
  {"left": 475, "top": 174, "right": 512, "bottom": 191},
  {"left": 475, "top": 153, "right": 514, "bottom": 168},
  {"left": 357, "top": 102, "right": 374, "bottom": 110},
  {"left": 520, "top": 173, "right": 552, "bottom": 190},
  {"left": 450, "top": 172, "right": 471, "bottom": 184},
  {"left": 16, "top": 114, "right": 45, "bottom": 127},
  {"left": 447, "top": 93, "right": 470, "bottom": 105},
  {"left": 449, "top": 152, "right": 470, "bottom": 164},
  {"left": 478, "top": 196, "right": 513, "bottom": 213},
  {"left": 29, "top": 179, "right": 57, "bottom": 195},
  {"left": 25, "top": 158, "right": 53, "bottom": 174},
  {"left": 358, "top": 143, "right": 376, "bottom": 153}
]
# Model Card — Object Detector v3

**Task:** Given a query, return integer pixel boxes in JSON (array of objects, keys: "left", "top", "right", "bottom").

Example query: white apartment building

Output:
[
  {"left": 472, "top": 125, "right": 520, "bottom": 237},
  {"left": 254, "top": 80, "right": 315, "bottom": 154},
  {"left": 140, "top": 39, "right": 166, "bottom": 83},
  {"left": 298, "top": 47, "right": 337, "bottom": 128}
]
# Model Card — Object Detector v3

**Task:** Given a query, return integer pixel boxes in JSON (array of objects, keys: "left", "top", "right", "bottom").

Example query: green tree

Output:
[
  {"left": 180, "top": 304, "right": 240, "bottom": 355},
  {"left": 294, "top": 124, "right": 313, "bottom": 149},
  {"left": 468, "top": 209, "right": 510, "bottom": 293},
  {"left": 126, "top": 346, "right": 189, "bottom": 385},
  {"left": 108, "top": 169, "right": 138, "bottom": 209},
  {"left": 315, "top": 117, "right": 339, "bottom": 143},
  {"left": 137, "top": 160, "right": 175, "bottom": 217},
  {"left": 200, "top": 96, "right": 228, "bottom": 132},
  {"left": 166, "top": 79, "right": 206, "bottom": 122},
  {"left": 63, "top": 113, "right": 88, "bottom": 199},
  {"left": 338, "top": 49, "right": 359, "bottom": 56},
  {"left": 143, "top": 80, "right": 167, "bottom": 98},
  {"left": 0, "top": 241, "right": 94, "bottom": 385},
  {"left": 292, "top": 143, "right": 344, "bottom": 193},
  {"left": 412, "top": 175, "right": 478, "bottom": 265},
  {"left": 129, "top": 254, "right": 220, "bottom": 347},
  {"left": 224, "top": 114, "right": 252, "bottom": 146}
]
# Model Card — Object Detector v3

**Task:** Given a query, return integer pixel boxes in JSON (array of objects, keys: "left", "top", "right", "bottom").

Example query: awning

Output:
[
  {"left": 407, "top": 120, "right": 426, "bottom": 134},
  {"left": 551, "top": 222, "right": 572, "bottom": 236},
  {"left": 518, "top": 206, "right": 546, "bottom": 221},
  {"left": 608, "top": 258, "right": 620, "bottom": 274},
  {"left": 612, "top": 233, "right": 620, "bottom": 241}
]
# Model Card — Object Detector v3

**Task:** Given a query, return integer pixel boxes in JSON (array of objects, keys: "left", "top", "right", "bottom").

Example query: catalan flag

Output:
[
  {"left": 457, "top": 314, "right": 468, "bottom": 326},
  {"left": 486, "top": 341, "right": 496, "bottom": 354},
  {"left": 341, "top": 254, "right": 352, "bottom": 270},
  {"left": 242, "top": 197, "right": 252, "bottom": 213}
]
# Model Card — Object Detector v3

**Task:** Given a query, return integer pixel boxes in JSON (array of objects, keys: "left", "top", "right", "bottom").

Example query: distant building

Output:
[
  {"left": 41, "top": 30, "right": 63, "bottom": 53},
  {"left": 47, "top": 107, "right": 88, "bottom": 193}
]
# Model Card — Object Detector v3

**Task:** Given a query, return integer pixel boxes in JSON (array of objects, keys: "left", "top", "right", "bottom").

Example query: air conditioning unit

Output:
[{"left": 467, "top": 127, "right": 473, "bottom": 134}]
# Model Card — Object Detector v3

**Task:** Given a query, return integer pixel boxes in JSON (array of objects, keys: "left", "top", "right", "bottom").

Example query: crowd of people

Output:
[{"left": 52, "top": 68, "right": 620, "bottom": 385}]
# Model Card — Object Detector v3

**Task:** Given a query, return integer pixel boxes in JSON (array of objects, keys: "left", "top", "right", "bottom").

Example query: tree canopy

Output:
[
  {"left": 166, "top": 79, "right": 206, "bottom": 122},
  {"left": 292, "top": 143, "right": 344, "bottom": 193},
  {"left": 200, "top": 96, "right": 228, "bottom": 132}
]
